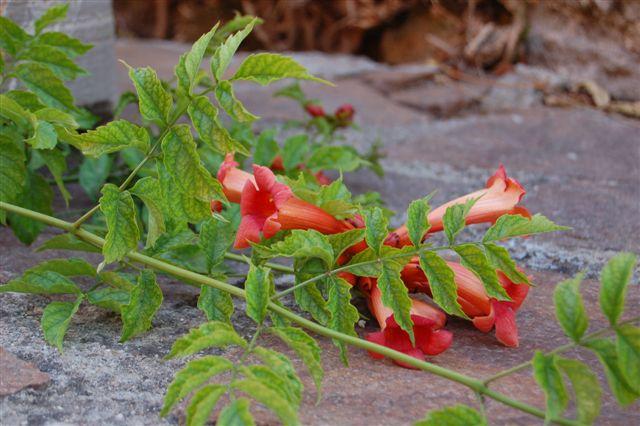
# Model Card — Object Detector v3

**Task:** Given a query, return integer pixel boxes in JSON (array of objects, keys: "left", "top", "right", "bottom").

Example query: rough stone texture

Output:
[
  {"left": 1, "top": 40, "right": 640, "bottom": 425},
  {"left": 0, "top": 347, "right": 50, "bottom": 396},
  {"left": 3, "top": 0, "right": 117, "bottom": 109}
]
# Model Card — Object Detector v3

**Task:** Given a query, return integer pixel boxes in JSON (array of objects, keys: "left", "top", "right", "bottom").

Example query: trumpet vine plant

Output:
[{"left": 0, "top": 5, "right": 638, "bottom": 426}]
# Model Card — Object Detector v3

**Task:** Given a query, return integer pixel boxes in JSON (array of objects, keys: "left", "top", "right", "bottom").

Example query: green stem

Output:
[
  {"left": 223, "top": 252, "right": 294, "bottom": 274},
  {"left": 0, "top": 201, "right": 579, "bottom": 426},
  {"left": 483, "top": 316, "right": 640, "bottom": 385}
]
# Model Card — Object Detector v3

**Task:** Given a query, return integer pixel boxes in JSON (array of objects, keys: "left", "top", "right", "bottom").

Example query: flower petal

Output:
[
  {"left": 493, "top": 302, "right": 519, "bottom": 347},
  {"left": 233, "top": 214, "right": 264, "bottom": 249}
]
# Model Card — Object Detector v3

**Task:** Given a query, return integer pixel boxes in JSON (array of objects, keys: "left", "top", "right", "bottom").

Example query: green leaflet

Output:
[
  {"left": 362, "top": 207, "right": 388, "bottom": 254},
  {"left": 584, "top": 338, "right": 639, "bottom": 406},
  {"left": 8, "top": 171, "right": 53, "bottom": 245},
  {"left": 241, "top": 364, "right": 300, "bottom": 407},
  {"left": 532, "top": 352, "right": 568, "bottom": 420},
  {"left": 199, "top": 217, "right": 234, "bottom": 272},
  {"left": 99, "top": 184, "right": 140, "bottom": 264},
  {"left": 98, "top": 271, "right": 135, "bottom": 291},
  {"left": 406, "top": 197, "right": 431, "bottom": 247},
  {"left": 18, "top": 45, "right": 88, "bottom": 80},
  {"left": 119, "top": 270, "right": 163, "bottom": 342},
  {"left": 41, "top": 295, "right": 83, "bottom": 352},
  {"left": 184, "top": 24, "right": 219, "bottom": 92},
  {"left": 211, "top": 18, "right": 257, "bottom": 81},
  {"left": 418, "top": 251, "right": 466, "bottom": 318},
  {"left": 79, "top": 155, "right": 112, "bottom": 200},
  {"left": 281, "top": 134, "right": 308, "bottom": 171},
  {"left": 270, "top": 327, "right": 323, "bottom": 398},
  {"left": 553, "top": 273, "right": 588, "bottom": 343},
  {"left": 130, "top": 177, "right": 166, "bottom": 247},
  {"left": 217, "top": 398, "right": 255, "bottom": 426},
  {"left": 0, "top": 93, "right": 34, "bottom": 131},
  {"left": 377, "top": 246, "right": 415, "bottom": 344},
  {"left": 616, "top": 325, "right": 640, "bottom": 393},
  {"left": 232, "top": 53, "right": 331, "bottom": 86},
  {"left": 34, "top": 3, "right": 69, "bottom": 34},
  {"left": 482, "top": 243, "right": 529, "bottom": 285},
  {"left": 165, "top": 321, "right": 246, "bottom": 359},
  {"left": 345, "top": 248, "right": 381, "bottom": 277},
  {"left": 253, "top": 128, "right": 279, "bottom": 166},
  {"left": 70, "top": 120, "right": 150, "bottom": 157},
  {"left": 37, "top": 32, "right": 92, "bottom": 58},
  {"left": 483, "top": 213, "right": 569, "bottom": 242},
  {"left": 161, "top": 355, "right": 233, "bottom": 417},
  {"left": 293, "top": 258, "right": 331, "bottom": 326},
  {"left": 0, "top": 270, "right": 81, "bottom": 295},
  {"left": 14, "top": 63, "right": 76, "bottom": 112},
  {"left": 327, "top": 277, "right": 359, "bottom": 365},
  {"left": 197, "top": 285, "right": 234, "bottom": 323},
  {"left": 25, "top": 120, "right": 57, "bottom": 149},
  {"left": 271, "top": 230, "right": 334, "bottom": 267},
  {"left": 36, "top": 148, "right": 71, "bottom": 204},
  {"left": 414, "top": 404, "right": 486, "bottom": 426},
  {"left": 215, "top": 80, "right": 259, "bottom": 122},
  {"left": 442, "top": 198, "right": 477, "bottom": 245},
  {"left": 87, "top": 287, "right": 130, "bottom": 313},
  {"left": 188, "top": 96, "right": 249, "bottom": 155},
  {"left": 161, "top": 124, "right": 226, "bottom": 203},
  {"left": 245, "top": 263, "right": 271, "bottom": 325},
  {"left": 0, "top": 15, "right": 30, "bottom": 55},
  {"left": 35, "top": 107, "right": 78, "bottom": 128},
  {"left": 306, "top": 146, "right": 366, "bottom": 173},
  {"left": 36, "top": 233, "right": 100, "bottom": 254},
  {"left": 186, "top": 384, "right": 226, "bottom": 426},
  {"left": 252, "top": 347, "right": 303, "bottom": 404},
  {"left": 0, "top": 137, "right": 26, "bottom": 224},
  {"left": 27, "top": 258, "right": 95, "bottom": 277},
  {"left": 327, "top": 229, "right": 365, "bottom": 261},
  {"left": 454, "top": 243, "right": 509, "bottom": 301},
  {"left": 555, "top": 357, "right": 602, "bottom": 424},
  {"left": 599, "top": 252, "right": 636, "bottom": 325},
  {"left": 127, "top": 65, "right": 173, "bottom": 125},
  {"left": 231, "top": 379, "right": 299, "bottom": 426}
]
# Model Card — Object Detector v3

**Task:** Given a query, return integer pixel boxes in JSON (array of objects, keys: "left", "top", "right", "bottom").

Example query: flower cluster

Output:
[{"left": 214, "top": 159, "right": 531, "bottom": 367}]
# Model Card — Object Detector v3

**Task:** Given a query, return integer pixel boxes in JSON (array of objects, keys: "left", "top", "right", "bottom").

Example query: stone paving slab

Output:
[{"left": 1, "top": 40, "right": 639, "bottom": 425}]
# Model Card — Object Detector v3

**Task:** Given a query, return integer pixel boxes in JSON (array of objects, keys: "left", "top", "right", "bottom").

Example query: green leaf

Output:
[
  {"left": 166, "top": 321, "right": 246, "bottom": 359},
  {"left": 19, "top": 45, "right": 88, "bottom": 80},
  {"left": 616, "top": 325, "right": 640, "bottom": 393},
  {"left": 199, "top": 217, "right": 234, "bottom": 272},
  {"left": 25, "top": 120, "right": 57, "bottom": 149},
  {"left": 98, "top": 271, "right": 135, "bottom": 291},
  {"left": 345, "top": 248, "right": 381, "bottom": 277},
  {"left": 327, "top": 277, "right": 359, "bottom": 365},
  {"left": 442, "top": 198, "right": 477, "bottom": 245},
  {"left": 211, "top": 18, "right": 257, "bottom": 81},
  {"left": 87, "top": 287, "right": 129, "bottom": 313},
  {"left": 36, "top": 148, "right": 70, "bottom": 204},
  {"left": 600, "top": 252, "right": 636, "bottom": 325},
  {"left": 161, "top": 355, "right": 233, "bottom": 417},
  {"left": 281, "top": 134, "right": 308, "bottom": 171},
  {"left": 483, "top": 213, "right": 569, "bottom": 243},
  {"left": 377, "top": 246, "right": 415, "bottom": 344},
  {"left": 185, "top": 384, "right": 226, "bottom": 426},
  {"left": 187, "top": 96, "right": 249, "bottom": 156},
  {"left": 79, "top": 155, "right": 112, "bottom": 200},
  {"left": 584, "top": 338, "right": 639, "bottom": 406},
  {"left": 157, "top": 162, "right": 208, "bottom": 227},
  {"left": 99, "top": 184, "right": 140, "bottom": 264},
  {"left": 418, "top": 252, "right": 466, "bottom": 318},
  {"left": 161, "top": 124, "right": 226, "bottom": 203},
  {"left": 184, "top": 24, "right": 219, "bottom": 92},
  {"left": 215, "top": 80, "right": 259, "bottom": 122},
  {"left": 454, "top": 244, "right": 509, "bottom": 301},
  {"left": 274, "top": 82, "right": 307, "bottom": 104},
  {"left": 306, "top": 146, "right": 366, "bottom": 172},
  {"left": 414, "top": 404, "right": 486, "bottom": 426},
  {"left": 407, "top": 197, "right": 432, "bottom": 247},
  {"left": 555, "top": 357, "right": 602, "bottom": 424},
  {"left": 14, "top": 63, "right": 76, "bottom": 112},
  {"left": 253, "top": 129, "right": 280, "bottom": 166},
  {"left": 327, "top": 228, "right": 365, "bottom": 261},
  {"left": 35, "top": 107, "right": 78, "bottom": 128},
  {"left": 232, "top": 379, "right": 299, "bottom": 426},
  {"left": 0, "top": 270, "right": 81, "bottom": 295},
  {"left": 119, "top": 270, "right": 163, "bottom": 342},
  {"left": 71, "top": 120, "right": 150, "bottom": 157},
  {"left": 37, "top": 32, "right": 92, "bottom": 57},
  {"left": 126, "top": 65, "right": 173, "bottom": 125},
  {"left": 0, "top": 93, "right": 34, "bottom": 131},
  {"left": 8, "top": 172, "right": 52, "bottom": 245},
  {"left": 252, "top": 347, "right": 303, "bottom": 404},
  {"left": 241, "top": 364, "right": 300, "bottom": 406},
  {"left": 270, "top": 327, "right": 323, "bottom": 398},
  {"left": 232, "top": 53, "right": 331, "bottom": 86},
  {"left": 34, "top": 4, "right": 69, "bottom": 34},
  {"left": 0, "top": 16, "right": 30, "bottom": 55},
  {"left": 130, "top": 177, "right": 166, "bottom": 247},
  {"left": 363, "top": 207, "right": 388, "bottom": 254},
  {"left": 0, "top": 137, "right": 26, "bottom": 224},
  {"left": 532, "top": 352, "right": 568, "bottom": 420},
  {"left": 245, "top": 263, "right": 271, "bottom": 325},
  {"left": 198, "top": 285, "right": 234, "bottom": 323},
  {"left": 36, "top": 233, "right": 100, "bottom": 254},
  {"left": 553, "top": 273, "right": 588, "bottom": 343},
  {"left": 483, "top": 243, "right": 529, "bottom": 285},
  {"left": 292, "top": 259, "right": 331, "bottom": 326},
  {"left": 28, "top": 258, "right": 96, "bottom": 277},
  {"left": 217, "top": 399, "right": 255, "bottom": 426},
  {"left": 271, "top": 230, "right": 334, "bottom": 267},
  {"left": 41, "top": 295, "right": 83, "bottom": 352}
]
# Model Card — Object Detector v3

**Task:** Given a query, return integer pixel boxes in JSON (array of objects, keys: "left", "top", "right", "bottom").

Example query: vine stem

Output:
[{"left": 0, "top": 201, "right": 580, "bottom": 426}]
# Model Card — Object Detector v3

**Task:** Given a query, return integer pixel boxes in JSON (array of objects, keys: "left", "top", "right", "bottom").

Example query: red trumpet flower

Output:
[
  {"left": 305, "top": 103, "right": 325, "bottom": 117},
  {"left": 365, "top": 281, "right": 452, "bottom": 368},
  {"left": 217, "top": 153, "right": 254, "bottom": 204},
  {"left": 401, "top": 259, "right": 529, "bottom": 347},
  {"left": 388, "top": 165, "right": 530, "bottom": 247},
  {"left": 334, "top": 103, "right": 355, "bottom": 125},
  {"left": 234, "top": 165, "right": 353, "bottom": 248}
]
